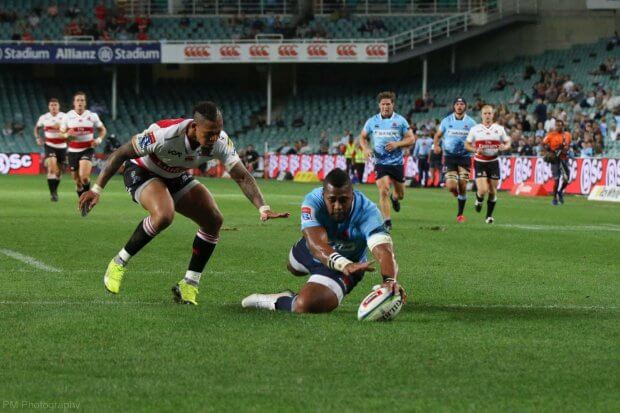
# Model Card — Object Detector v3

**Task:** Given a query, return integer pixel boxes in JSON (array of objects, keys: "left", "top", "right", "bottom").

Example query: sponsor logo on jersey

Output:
[
  {"left": 301, "top": 206, "right": 313, "bottom": 221},
  {"left": 138, "top": 132, "right": 155, "bottom": 150}
]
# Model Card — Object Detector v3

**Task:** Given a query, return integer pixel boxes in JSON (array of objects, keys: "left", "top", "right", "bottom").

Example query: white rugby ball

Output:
[{"left": 357, "top": 286, "right": 403, "bottom": 321}]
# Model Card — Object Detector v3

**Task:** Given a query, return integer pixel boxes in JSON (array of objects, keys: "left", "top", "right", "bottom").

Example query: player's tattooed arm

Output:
[
  {"left": 303, "top": 227, "right": 375, "bottom": 276},
  {"left": 229, "top": 161, "right": 289, "bottom": 221},
  {"left": 78, "top": 139, "right": 138, "bottom": 212},
  {"left": 96, "top": 140, "right": 137, "bottom": 189}
]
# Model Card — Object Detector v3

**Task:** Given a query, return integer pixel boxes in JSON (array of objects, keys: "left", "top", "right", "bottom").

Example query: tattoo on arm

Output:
[
  {"left": 230, "top": 162, "right": 266, "bottom": 209},
  {"left": 96, "top": 140, "right": 137, "bottom": 189}
]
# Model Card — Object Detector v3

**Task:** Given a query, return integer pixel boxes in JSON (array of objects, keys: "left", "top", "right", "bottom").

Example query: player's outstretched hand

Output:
[
  {"left": 79, "top": 191, "right": 100, "bottom": 215},
  {"left": 260, "top": 210, "right": 290, "bottom": 222},
  {"left": 343, "top": 261, "right": 375, "bottom": 276},
  {"left": 382, "top": 279, "right": 407, "bottom": 304}
]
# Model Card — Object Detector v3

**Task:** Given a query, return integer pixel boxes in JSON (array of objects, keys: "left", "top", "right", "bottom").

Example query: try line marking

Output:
[
  {"left": 0, "top": 300, "right": 615, "bottom": 311},
  {"left": 0, "top": 248, "right": 62, "bottom": 273}
]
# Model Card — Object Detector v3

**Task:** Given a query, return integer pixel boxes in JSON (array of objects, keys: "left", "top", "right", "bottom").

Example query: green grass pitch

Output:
[{"left": 0, "top": 175, "right": 618, "bottom": 412}]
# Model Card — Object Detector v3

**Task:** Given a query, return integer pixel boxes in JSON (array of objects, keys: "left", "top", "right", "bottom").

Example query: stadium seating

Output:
[{"left": 0, "top": 34, "right": 618, "bottom": 156}]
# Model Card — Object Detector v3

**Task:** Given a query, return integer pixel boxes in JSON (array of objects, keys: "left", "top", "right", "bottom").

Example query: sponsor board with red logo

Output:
[
  {"left": 161, "top": 43, "right": 388, "bottom": 63},
  {"left": 265, "top": 155, "right": 620, "bottom": 195},
  {"left": 0, "top": 153, "right": 41, "bottom": 175}
]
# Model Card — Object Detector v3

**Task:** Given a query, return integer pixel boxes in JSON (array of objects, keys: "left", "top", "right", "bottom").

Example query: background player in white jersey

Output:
[
  {"left": 34, "top": 98, "right": 65, "bottom": 201},
  {"left": 359, "top": 91, "right": 415, "bottom": 231},
  {"left": 465, "top": 105, "right": 511, "bottom": 223},
  {"left": 61, "top": 91, "right": 107, "bottom": 202},
  {"left": 79, "top": 102, "right": 289, "bottom": 305}
]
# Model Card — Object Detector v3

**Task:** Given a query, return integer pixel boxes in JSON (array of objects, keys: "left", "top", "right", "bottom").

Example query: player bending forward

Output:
[
  {"left": 464, "top": 105, "right": 511, "bottom": 223},
  {"left": 79, "top": 101, "right": 289, "bottom": 305},
  {"left": 242, "top": 168, "right": 406, "bottom": 314}
]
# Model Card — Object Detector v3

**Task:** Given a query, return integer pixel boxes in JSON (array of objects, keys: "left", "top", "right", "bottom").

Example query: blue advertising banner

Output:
[{"left": 0, "top": 43, "right": 161, "bottom": 64}]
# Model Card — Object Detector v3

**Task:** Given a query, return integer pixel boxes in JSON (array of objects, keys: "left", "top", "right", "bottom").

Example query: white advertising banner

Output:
[{"left": 161, "top": 42, "right": 388, "bottom": 63}]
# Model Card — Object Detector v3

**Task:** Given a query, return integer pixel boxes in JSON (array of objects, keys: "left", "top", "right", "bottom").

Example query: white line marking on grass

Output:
[
  {"left": 0, "top": 248, "right": 61, "bottom": 272},
  {"left": 497, "top": 224, "right": 620, "bottom": 232},
  {"left": 416, "top": 303, "right": 618, "bottom": 311},
  {"left": 0, "top": 300, "right": 162, "bottom": 306}
]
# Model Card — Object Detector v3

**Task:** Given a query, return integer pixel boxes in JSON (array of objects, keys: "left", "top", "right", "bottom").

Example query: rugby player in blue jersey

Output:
[
  {"left": 359, "top": 91, "right": 416, "bottom": 231},
  {"left": 241, "top": 168, "right": 406, "bottom": 314},
  {"left": 433, "top": 97, "right": 477, "bottom": 223}
]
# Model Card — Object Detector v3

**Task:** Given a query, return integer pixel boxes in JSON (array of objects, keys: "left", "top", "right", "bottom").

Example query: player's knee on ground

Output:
[{"left": 293, "top": 293, "right": 338, "bottom": 314}]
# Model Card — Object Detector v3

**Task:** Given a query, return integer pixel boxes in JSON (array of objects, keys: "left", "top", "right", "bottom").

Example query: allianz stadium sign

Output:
[
  {"left": 0, "top": 43, "right": 161, "bottom": 64},
  {"left": 161, "top": 42, "right": 388, "bottom": 63}
]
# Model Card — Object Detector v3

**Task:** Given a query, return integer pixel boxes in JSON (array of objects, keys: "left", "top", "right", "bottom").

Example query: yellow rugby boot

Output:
[
  {"left": 104, "top": 259, "right": 127, "bottom": 294},
  {"left": 172, "top": 280, "right": 199, "bottom": 305}
]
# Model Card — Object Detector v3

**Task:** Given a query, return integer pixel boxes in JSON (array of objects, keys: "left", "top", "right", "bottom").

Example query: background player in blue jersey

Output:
[
  {"left": 359, "top": 91, "right": 416, "bottom": 231},
  {"left": 433, "top": 97, "right": 477, "bottom": 223},
  {"left": 241, "top": 169, "right": 406, "bottom": 314}
]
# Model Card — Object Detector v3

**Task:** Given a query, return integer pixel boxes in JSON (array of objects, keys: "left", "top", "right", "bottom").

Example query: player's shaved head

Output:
[
  {"left": 323, "top": 168, "right": 352, "bottom": 190},
  {"left": 193, "top": 101, "right": 221, "bottom": 124},
  {"left": 189, "top": 101, "right": 223, "bottom": 147}
]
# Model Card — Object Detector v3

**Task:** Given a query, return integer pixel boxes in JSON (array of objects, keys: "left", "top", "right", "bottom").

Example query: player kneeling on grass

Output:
[
  {"left": 79, "top": 101, "right": 289, "bottom": 305},
  {"left": 242, "top": 168, "right": 406, "bottom": 314}
]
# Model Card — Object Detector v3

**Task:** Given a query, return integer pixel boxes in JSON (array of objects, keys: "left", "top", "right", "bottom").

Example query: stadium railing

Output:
[
  {"left": 386, "top": 0, "right": 538, "bottom": 55},
  {"left": 123, "top": 0, "right": 511, "bottom": 16}
]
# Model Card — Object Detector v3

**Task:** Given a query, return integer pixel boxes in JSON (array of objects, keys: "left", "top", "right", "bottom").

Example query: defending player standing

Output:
[
  {"left": 241, "top": 168, "right": 405, "bottom": 314},
  {"left": 61, "top": 91, "right": 107, "bottom": 202},
  {"left": 464, "top": 105, "right": 511, "bottom": 223},
  {"left": 79, "top": 102, "right": 289, "bottom": 305},
  {"left": 359, "top": 91, "right": 415, "bottom": 231},
  {"left": 433, "top": 97, "right": 477, "bottom": 222},
  {"left": 34, "top": 98, "right": 66, "bottom": 201},
  {"left": 543, "top": 120, "right": 572, "bottom": 205}
]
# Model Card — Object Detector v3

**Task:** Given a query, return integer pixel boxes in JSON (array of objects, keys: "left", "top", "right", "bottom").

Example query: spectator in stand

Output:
[
  {"left": 276, "top": 140, "right": 293, "bottom": 155},
  {"left": 47, "top": 3, "right": 59, "bottom": 18},
  {"left": 519, "top": 137, "right": 535, "bottom": 157},
  {"left": 22, "top": 31, "right": 34, "bottom": 42},
  {"left": 524, "top": 64, "right": 536, "bottom": 80},
  {"left": 318, "top": 130, "right": 329, "bottom": 148},
  {"left": 95, "top": 2, "right": 106, "bottom": 30},
  {"left": 535, "top": 121, "right": 545, "bottom": 138},
  {"left": 424, "top": 92, "right": 435, "bottom": 109},
  {"left": 533, "top": 98, "right": 547, "bottom": 124},
  {"left": 299, "top": 139, "right": 312, "bottom": 155},
  {"left": 490, "top": 75, "right": 509, "bottom": 91},
  {"left": 243, "top": 144, "right": 261, "bottom": 172},
  {"left": 292, "top": 114, "right": 304, "bottom": 128},
  {"left": 137, "top": 30, "right": 149, "bottom": 41},
  {"left": 275, "top": 115, "right": 285, "bottom": 128},
  {"left": 544, "top": 116, "right": 556, "bottom": 133},
  {"left": 28, "top": 11, "right": 40, "bottom": 28}
]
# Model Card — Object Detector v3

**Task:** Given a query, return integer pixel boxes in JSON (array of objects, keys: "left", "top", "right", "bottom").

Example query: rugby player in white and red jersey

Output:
[
  {"left": 60, "top": 91, "right": 107, "bottom": 201},
  {"left": 34, "top": 98, "right": 65, "bottom": 201},
  {"left": 464, "top": 105, "right": 511, "bottom": 223},
  {"left": 78, "top": 101, "right": 289, "bottom": 305}
]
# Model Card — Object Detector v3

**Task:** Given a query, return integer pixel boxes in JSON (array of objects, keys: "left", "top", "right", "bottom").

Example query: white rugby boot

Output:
[{"left": 241, "top": 290, "right": 294, "bottom": 311}]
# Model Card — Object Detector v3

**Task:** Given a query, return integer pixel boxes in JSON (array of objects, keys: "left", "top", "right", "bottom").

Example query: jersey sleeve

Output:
[
  {"left": 439, "top": 117, "right": 448, "bottom": 134},
  {"left": 363, "top": 118, "right": 373, "bottom": 136},
  {"left": 92, "top": 113, "right": 103, "bottom": 128},
  {"left": 399, "top": 116, "right": 410, "bottom": 137},
  {"left": 59, "top": 115, "right": 68, "bottom": 132},
  {"left": 36, "top": 115, "right": 44, "bottom": 128},
  {"left": 360, "top": 199, "right": 387, "bottom": 240},
  {"left": 131, "top": 126, "right": 166, "bottom": 157},
  {"left": 300, "top": 191, "right": 323, "bottom": 230},
  {"left": 212, "top": 131, "right": 241, "bottom": 171}
]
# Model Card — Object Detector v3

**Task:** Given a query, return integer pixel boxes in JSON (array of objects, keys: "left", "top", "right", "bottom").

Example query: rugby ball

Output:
[{"left": 357, "top": 286, "right": 403, "bottom": 321}]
